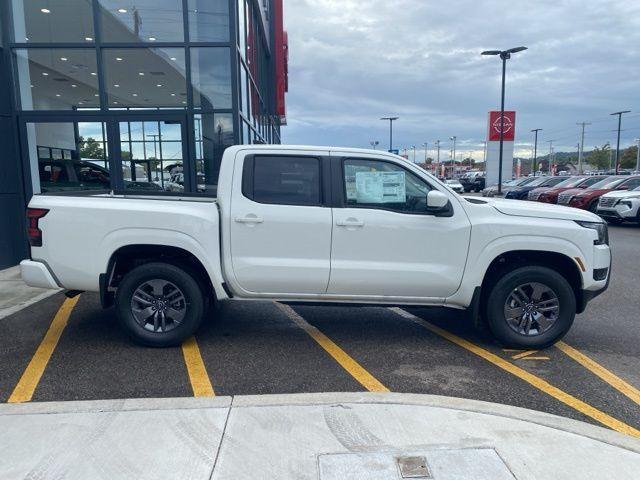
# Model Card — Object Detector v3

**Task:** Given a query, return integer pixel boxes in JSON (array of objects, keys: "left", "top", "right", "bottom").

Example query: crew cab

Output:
[{"left": 20, "top": 146, "right": 611, "bottom": 349}]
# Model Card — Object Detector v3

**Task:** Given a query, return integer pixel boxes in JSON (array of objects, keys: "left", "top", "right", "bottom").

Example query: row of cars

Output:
[{"left": 482, "top": 174, "right": 640, "bottom": 225}]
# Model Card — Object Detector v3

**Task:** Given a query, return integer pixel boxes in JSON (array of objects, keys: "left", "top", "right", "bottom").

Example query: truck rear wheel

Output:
[
  {"left": 115, "top": 262, "right": 205, "bottom": 347},
  {"left": 485, "top": 266, "right": 575, "bottom": 349}
]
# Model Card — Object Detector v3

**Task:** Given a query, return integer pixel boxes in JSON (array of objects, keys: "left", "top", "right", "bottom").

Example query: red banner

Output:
[{"left": 487, "top": 111, "right": 516, "bottom": 142}]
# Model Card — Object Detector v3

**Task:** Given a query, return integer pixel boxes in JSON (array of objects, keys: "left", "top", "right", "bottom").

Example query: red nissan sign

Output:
[{"left": 487, "top": 111, "right": 516, "bottom": 142}]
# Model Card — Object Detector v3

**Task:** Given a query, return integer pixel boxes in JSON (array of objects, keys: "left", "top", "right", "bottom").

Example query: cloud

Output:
[{"left": 282, "top": 0, "right": 640, "bottom": 158}]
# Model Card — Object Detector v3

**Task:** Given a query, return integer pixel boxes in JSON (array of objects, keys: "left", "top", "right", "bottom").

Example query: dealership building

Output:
[{"left": 0, "top": 0, "right": 288, "bottom": 268}]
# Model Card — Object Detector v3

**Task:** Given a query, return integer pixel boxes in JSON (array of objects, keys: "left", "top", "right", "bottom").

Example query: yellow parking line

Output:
[
  {"left": 520, "top": 356, "right": 550, "bottom": 361},
  {"left": 556, "top": 341, "right": 640, "bottom": 406},
  {"left": 181, "top": 336, "right": 215, "bottom": 397},
  {"left": 8, "top": 296, "right": 80, "bottom": 403},
  {"left": 390, "top": 308, "right": 640, "bottom": 438},
  {"left": 275, "top": 302, "right": 389, "bottom": 393}
]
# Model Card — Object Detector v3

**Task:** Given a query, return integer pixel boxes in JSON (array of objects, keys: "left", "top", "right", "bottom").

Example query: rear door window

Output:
[{"left": 243, "top": 155, "right": 322, "bottom": 206}]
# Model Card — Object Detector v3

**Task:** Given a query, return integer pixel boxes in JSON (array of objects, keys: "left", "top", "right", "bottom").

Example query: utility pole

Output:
[
  {"left": 412, "top": 145, "right": 416, "bottom": 163},
  {"left": 422, "top": 142, "right": 428, "bottom": 165},
  {"left": 435, "top": 140, "right": 441, "bottom": 177},
  {"left": 547, "top": 140, "right": 554, "bottom": 175},
  {"left": 576, "top": 122, "right": 590, "bottom": 175},
  {"left": 611, "top": 110, "right": 631, "bottom": 174},
  {"left": 531, "top": 128, "right": 542, "bottom": 176}
]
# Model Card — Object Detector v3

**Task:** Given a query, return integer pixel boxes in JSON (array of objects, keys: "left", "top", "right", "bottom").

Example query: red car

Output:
[
  {"left": 564, "top": 176, "right": 640, "bottom": 212},
  {"left": 536, "top": 176, "right": 607, "bottom": 204}
]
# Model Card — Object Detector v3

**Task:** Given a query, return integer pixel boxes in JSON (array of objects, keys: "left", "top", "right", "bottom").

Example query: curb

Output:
[{"left": 2, "top": 392, "right": 639, "bottom": 454}]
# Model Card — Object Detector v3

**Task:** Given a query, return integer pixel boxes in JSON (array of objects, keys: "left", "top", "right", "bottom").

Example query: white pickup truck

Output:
[{"left": 21, "top": 145, "right": 611, "bottom": 348}]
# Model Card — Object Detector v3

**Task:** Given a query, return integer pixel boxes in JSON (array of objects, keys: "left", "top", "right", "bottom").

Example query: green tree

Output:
[
  {"left": 586, "top": 143, "right": 611, "bottom": 170},
  {"left": 620, "top": 145, "right": 638, "bottom": 169},
  {"left": 78, "top": 136, "right": 104, "bottom": 160}
]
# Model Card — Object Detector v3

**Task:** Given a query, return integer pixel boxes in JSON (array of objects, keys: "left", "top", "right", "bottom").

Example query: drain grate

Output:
[{"left": 396, "top": 456, "right": 431, "bottom": 478}]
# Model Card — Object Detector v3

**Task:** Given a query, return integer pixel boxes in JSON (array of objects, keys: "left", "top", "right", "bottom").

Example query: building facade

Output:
[{"left": 0, "top": 0, "right": 288, "bottom": 268}]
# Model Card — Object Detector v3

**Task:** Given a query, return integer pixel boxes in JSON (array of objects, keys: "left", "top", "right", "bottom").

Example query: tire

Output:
[
  {"left": 485, "top": 266, "right": 576, "bottom": 349},
  {"left": 474, "top": 186, "right": 481, "bottom": 193},
  {"left": 115, "top": 262, "right": 205, "bottom": 347},
  {"left": 588, "top": 200, "right": 598, "bottom": 213},
  {"left": 605, "top": 218, "right": 622, "bottom": 225}
]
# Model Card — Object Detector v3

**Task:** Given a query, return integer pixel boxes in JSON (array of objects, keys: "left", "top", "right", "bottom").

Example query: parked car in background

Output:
[
  {"left": 459, "top": 171, "right": 486, "bottom": 192},
  {"left": 536, "top": 176, "right": 607, "bottom": 204},
  {"left": 564, "top": 176, "right": 640, "bottom": 212},
  {"left": 597, "top": 186, "right": 640, "bottom": 224},
  {"left": 505, "top": 176, "right": 566, "bottom": 200},
  {"left": 482, "top": 177, "right": 536, "bottom": 197},
  {"left": 445, "top": 179, "right": 464, "bottom": 193}
]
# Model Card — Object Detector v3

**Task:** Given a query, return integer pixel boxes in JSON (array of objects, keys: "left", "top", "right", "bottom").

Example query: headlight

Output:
[{"left": 575, "top": 221, "right": 609, "bottom": 246}]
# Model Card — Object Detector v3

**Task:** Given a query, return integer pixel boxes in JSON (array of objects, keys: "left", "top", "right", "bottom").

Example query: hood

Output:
[
  {"left": 485, "top": 198, "right": 602, "bottom": 222},
  {"left": 529, "top": 186, "right": 552, "bottom": 194},
  {"left": 601, "top": 190, "right": 640, "bottom": 199},
  {"left": 574, "top": 188, "right": 610, "bottom": 198}
]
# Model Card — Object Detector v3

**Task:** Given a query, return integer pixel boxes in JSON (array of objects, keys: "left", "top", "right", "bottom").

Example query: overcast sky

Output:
[{"left": 281, "top": 0, "right": 640, "bottom": 160}]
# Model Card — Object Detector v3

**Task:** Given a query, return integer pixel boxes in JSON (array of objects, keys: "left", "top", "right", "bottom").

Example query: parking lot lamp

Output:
[
  {"left": 610, "top": 110, "right": 631, "bottom": 174},
  {"left": 380, "top": 117, "right": 399, "bottom": 152},
  {"left": 531, "top": 128, "right": 542, "bottom": 176},
  {"left": 482, "top": 46, "right": 528, "bottom": 192}
]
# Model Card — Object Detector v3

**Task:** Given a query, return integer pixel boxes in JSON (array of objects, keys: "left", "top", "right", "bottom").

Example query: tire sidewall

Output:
[
  {"left": 116, "top": 262, "right": 204, "bottom": 347},
  {"left": 486, "top": 266, "right": 576, "bottom": 349}
]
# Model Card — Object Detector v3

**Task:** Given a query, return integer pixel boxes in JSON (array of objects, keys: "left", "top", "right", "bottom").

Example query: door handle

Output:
[
  {"left": 234, "top": 215, "right": 264, "bottom": 224},
  {"left": 336, "top": 218, "right": 364, "bottom": 227}
]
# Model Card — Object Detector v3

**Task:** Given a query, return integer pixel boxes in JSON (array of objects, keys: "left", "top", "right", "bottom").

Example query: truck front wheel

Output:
[
  {"left": 485, "top": 266, "right": 576, "bottom": 349},
  {"left": 115, "top": 262, "right": 205, "bottom": 347}
]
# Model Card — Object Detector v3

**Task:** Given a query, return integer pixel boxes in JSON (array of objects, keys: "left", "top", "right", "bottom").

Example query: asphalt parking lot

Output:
[{"left": 1, "top": 224, "right": 639, "bottom": 437}]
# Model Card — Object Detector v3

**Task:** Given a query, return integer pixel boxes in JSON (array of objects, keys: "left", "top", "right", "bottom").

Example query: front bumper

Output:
[
  {"left": 20, "top": 260, "right": 61, "bottom": 290},
  {"left": 577, "top": 244, "right": 611, "bottom": 313},
  {"left": 597, "top": 204, "right": 639, "bottom": 221}
]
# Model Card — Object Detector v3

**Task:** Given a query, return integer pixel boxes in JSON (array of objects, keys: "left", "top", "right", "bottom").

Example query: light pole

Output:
[
  {"left": 435, "top": 140, "right": 441, "bottom": 176},
  {"left": 380, "top": 116, "right": 399, "bottom": 152},
  {"left": 449, "top": 136, "right": 456, "bottom": 178},
  {"left": 531, "top": 128, "right": 541, "bottom": 176},
  {"left": 610, "top": 110, "right": 631, "bottom": 174},
  {"left": 370, "top": 140, "right": 379, "bottom": 150},
  {"left": 412, "top": 145, "right": 416, "bottom": 163},
  {"left": 422, "top": 142, "right": 428, "bottom": 166},
  {"left": 482, "top": 46, "right": 527, "bottom": 193},
  {"left": 547, "top": 140, "right": 554, "bottom": 175}
]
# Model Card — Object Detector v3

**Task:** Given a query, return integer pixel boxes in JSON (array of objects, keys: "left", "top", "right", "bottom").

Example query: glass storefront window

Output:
[
  {"left": 103, "top": 48, "right": 187, "bottom": 109},
  {"left": 191, "top": 47, "right": 232, "bottom": 110},
  {"left": 26, "top": 122, "right": 110, "bottom": 194},
  {"left": 11, "top": 0, "right": 95, "bottom": 44},
  {"left": 188, "top": 0, "right": 229, "bottom": 42},
  {"left": 14, "top": 49, "right": 99, "bottom": 110},
  {"left": 193, "top": 113, "right": 233, "bottom": 193},
  {"left": 97, "top": 0, "right": 184, "bottom": 43},
  {"left": 118, "top": 120, "right": 183, "bottom": 192}
]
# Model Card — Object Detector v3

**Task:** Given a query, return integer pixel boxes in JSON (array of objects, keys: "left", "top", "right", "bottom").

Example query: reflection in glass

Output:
[
  {"left": 188, "top": 0, "right": 229, "bottom": 42},
  {"left": 191, "top": 48, "right": 232, "bottom": 110},
  {"left": 103, "top": 48, "right": 186, "bottom": 109},
  {"left": 11, "top": 0, "right": 95, "bottom": 43},
  {"left": 97, "top": 0, "right": 183, "bottom": 43},
  {"left": 26, "top": 122, "right": 110, "bottom": 194},
  {"left": 14, "top": 49, "right": 99, "bottom": 111},
  {"left": 194, "top": 113, "right": 233, "bottom": 193},
  {"left": 118, "top": 120, "right": 183, "bottom": 192}
]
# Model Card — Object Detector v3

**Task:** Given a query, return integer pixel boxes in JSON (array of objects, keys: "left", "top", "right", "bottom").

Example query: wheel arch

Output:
[{"left": 101, "top": 244, "right": 221, "bottom": 308}]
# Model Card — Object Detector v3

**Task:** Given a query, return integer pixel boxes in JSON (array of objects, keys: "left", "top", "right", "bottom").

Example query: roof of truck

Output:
[{"left": 225, "top": 144, "right": 402, "bottom": 158}]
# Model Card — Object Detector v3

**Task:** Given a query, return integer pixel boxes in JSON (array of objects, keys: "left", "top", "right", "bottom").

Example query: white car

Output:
[
  {"left": 20, "top": 145, "right": 610, "bottom": 349},
  {"left": 597, "top": 186, "right": 640, "bottom": 224},
  {"left": 445, "top": 179, "right": 464, "bottom": 193}
]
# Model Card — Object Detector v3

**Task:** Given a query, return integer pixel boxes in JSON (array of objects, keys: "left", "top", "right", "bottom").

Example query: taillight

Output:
[{"left": 26, "top": 208, "right": 49, "bottom": 247}]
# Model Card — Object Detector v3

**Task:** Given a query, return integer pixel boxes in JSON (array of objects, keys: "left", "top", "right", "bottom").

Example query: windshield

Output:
[
  {"left": 541, "top": 177, "right": 567, "bottom": 187},
  {"left": 588, "top": 177, "right": 625, "bottom": 189},
  {"left": 525, "top": 177, "right": 549, "bottom": 187},
  {"left": 446, "top": 179, "right": 459, "bottom": 184},
  {"left": 555, "top": 177, "right": 586, "bottom": 188}
]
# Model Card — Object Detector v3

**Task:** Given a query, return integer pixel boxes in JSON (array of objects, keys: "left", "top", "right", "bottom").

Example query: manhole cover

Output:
[{"left": 397, "top": 455, "right": 431, "bottom": 478}]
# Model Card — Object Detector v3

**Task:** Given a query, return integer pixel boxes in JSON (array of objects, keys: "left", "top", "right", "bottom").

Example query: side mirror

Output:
[
  {"left": 617, "top": 185, "right": 629, "bottom": 190},
  {"left": 426, "top": 190, "right": 449, "bottom": 209}
]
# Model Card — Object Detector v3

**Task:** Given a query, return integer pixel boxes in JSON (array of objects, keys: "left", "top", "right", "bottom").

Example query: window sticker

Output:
[{"left": 355, "top": 171, "right": 406, "bottom": 203}]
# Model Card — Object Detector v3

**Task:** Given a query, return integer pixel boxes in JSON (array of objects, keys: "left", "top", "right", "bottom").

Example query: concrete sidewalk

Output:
[
  {"left": 1, "top": 393, "right": 639, "bottom": 479},
  {"left": 0, "top": 266, "right": 60, "bottom": 320}
]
